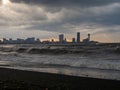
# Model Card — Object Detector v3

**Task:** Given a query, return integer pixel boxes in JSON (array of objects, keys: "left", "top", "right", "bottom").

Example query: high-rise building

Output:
[
  {"left": 88, "top": 33, "right": 90, "bottom": 41},
  {"left": 59, "top": 34, "right": 64, "bottom": 43},
  {"left": 77, "top": 32, "right": 80, "bottom": 43}
]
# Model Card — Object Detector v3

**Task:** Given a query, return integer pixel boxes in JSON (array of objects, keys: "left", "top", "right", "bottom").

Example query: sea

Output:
[{"left": 0, "top": 44, "right": 120, "bottom": 80}]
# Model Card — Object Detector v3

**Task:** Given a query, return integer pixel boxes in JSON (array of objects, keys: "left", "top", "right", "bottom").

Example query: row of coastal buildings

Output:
[
  {"left": 59, "top": 32, "right": 91, "bottom": 44},
  {"left": 0, "top": 32, "right": 98, "bottom": 44}
]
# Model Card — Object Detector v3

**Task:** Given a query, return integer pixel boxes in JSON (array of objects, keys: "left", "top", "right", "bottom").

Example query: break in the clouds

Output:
[{"left": 0, "top": 0, "right": 120, "bottom": 42}]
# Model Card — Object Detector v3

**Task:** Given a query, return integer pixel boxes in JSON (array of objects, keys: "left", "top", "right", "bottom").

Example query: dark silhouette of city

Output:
[{"left": 0, "top": 32, "right": 98, "bottom": 44}]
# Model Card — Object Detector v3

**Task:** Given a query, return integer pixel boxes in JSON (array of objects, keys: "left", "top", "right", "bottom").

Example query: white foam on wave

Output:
[
  {"left": 1, "top": 66, "right": 120, "bottom": 80},
  {"left": 0, "top": 44, "right": 120, "bottom": 80}
]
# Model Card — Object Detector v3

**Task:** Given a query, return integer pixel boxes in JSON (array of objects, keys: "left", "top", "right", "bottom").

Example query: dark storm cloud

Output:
[
  {"left": 0, "top": 0, "right": 120, "bottom": 42},
  {"left": 2, "top": 0, "right": 120, "bottom": 29},
  {"left": 10, "top": 0, "right": 120, "bottom": 7},
  {"left": 10, "top": 0, "right": 120, "bottom": 24}
]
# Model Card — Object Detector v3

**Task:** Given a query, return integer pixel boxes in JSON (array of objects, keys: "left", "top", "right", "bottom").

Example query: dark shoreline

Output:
[{"left": 0, "top": 67, "right": 120, "bottom": 90}]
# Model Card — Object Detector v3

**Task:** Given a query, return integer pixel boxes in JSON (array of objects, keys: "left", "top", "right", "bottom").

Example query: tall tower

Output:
[
  {"left": 88, "top": 33, "right": 90, "bottom": 41},
  {"left": 59, "top": 34, "right": 64, "bottom": 43},
  {"left": 77, "top": 32, "right": 80, "bottom": 43}
]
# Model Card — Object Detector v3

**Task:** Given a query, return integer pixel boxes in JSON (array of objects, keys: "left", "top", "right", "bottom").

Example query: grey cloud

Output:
[
  {"left": 92, "top": 25, "right": 120, "bottom": 36},
  {"left": 10, "top": 0, "right": 120, "bottom": 7},
  {"left": 0, "top": 0, "right": 120, "bottom": 42},
  {"left": 1, "top": 0, "right": 120, "bottom": 29},
  {"left": 61, "top": 3, "right": 120, "bottom": 26}
]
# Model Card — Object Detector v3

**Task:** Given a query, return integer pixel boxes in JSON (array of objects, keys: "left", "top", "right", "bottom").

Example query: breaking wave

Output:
[
  {"left": 0, "top": 44, "right": 120, "bottom": 80},
  {"left": 0, "top": 44, "right": 120, "bottom": 55}
]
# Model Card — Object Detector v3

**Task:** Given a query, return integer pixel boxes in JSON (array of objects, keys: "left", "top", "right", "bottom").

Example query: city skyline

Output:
[
  {"left": 0, "top": 32, "right": 93, "bottom": 44},
  {"left": 0, "top": 0, "right": 120, "bottom": 42}
]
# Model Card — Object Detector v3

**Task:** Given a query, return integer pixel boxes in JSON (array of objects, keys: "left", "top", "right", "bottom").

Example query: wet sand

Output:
[{"left": 0, "top": 67, "right": 120, "bottom": 90}]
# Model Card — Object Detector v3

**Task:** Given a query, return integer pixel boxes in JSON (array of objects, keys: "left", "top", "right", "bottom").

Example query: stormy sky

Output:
[{"left": 0, "top": 0, "right": 120, "bottom": 42}]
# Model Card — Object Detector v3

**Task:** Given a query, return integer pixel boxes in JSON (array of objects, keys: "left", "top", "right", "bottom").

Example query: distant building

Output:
[
  {"left": 25, "top": 37, "right": 35, "bottom": 44},
  {"left": 3, "top": 38, "right": 7, "bottom": 41},
  {"left": 16, "top": 38, "right": 25, "bottom": 44},
  {"left": 88, "top": 33, "right": 90, "bottom": 41},
  {"left": 64, "top": 38, "right": 67, "bottom": 43},
  {"left": 77, "top": 32, "right": 80, "bottom": 43},
  {"left": 9, "top": 38, "right": 12, "bottom": 41},
  {"left": 3, "top": 38, "right": 8, "bottom": 44},
  {"left": 83, "top": 38, "right": 89, "bottom": 43},
  {"left": 36, "top": 38, "right": 41, "bottom": 43},
  {"left": 51, "top": 39, "right": 54, "bottom": 42},
  {"left": 83, "top": 33, "right": 91, "bottom": 43},
  {"left": 42, "top": 40, "right": 50, "bottom": 44},
  {"left": 59, "top": 34, "right": 64, "bottom": 43},
  {"left": 72, "top": 38, "right": 75, "bottom": 43},
  {"left": 9, "top": 38, "right": 14, "bottom": 44}
]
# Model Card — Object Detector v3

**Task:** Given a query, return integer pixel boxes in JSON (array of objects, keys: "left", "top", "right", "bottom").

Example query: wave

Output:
[
  {"left": 11, "top": 47, "right": 120, "bottom": 55},
  {"left": 16, "top": 48, "right": 94, "bottom": 54},
  {"left": 0, "top": 44, "right": 120, "bottom": 55},
  {"left": 8, "top": 58, "right": 120, "bottom": 71}
]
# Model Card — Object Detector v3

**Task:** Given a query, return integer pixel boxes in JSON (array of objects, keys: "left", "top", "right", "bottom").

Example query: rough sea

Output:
[{"left": 0, "top": 44, "right": 120, "bottom": 80}]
